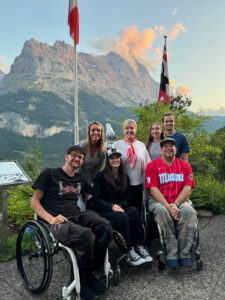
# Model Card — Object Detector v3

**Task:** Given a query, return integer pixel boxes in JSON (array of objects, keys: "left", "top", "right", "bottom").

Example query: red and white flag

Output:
[
  {"left": 68, "top": 0, "right": 79, "bottom": 45},
  {"left": 158, "top": 37, "right": 171, "bottom": 105}
]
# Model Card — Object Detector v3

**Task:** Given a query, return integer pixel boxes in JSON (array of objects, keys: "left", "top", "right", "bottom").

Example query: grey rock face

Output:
[
  {"left": 0, "top": 112, "right": 70, "bottom": 137},
  {"left": 0, "top": 39, "right": 158, "bottom": 106}
]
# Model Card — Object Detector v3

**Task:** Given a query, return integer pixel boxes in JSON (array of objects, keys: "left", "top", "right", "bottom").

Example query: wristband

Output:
[{"left": 174, "top": 202, "right": 180, "bottom": 208}]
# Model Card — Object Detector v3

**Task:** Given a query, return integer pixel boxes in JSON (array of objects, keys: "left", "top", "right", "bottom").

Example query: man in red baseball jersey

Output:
[{"left": 145, "top": 138, "right": 197, "bottom": 268}]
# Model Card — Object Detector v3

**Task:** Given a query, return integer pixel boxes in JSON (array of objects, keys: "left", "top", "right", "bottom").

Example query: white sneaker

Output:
[
  {"left": 135, "top": 245, "right": 153, "bottom": 263},
  {"left": 128, "top": 248, "right": 146, "bottom": 266}
]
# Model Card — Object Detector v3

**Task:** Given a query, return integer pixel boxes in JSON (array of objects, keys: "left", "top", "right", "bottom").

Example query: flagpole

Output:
[
  {"left": 157, "top": 35, "right": 171, "bottom": 105},
  {"left": 68, "top": 0, "right": 79, "bottom": 144},
  {"left": 74, "top": 42, "right": 79, "bottom": 144}
]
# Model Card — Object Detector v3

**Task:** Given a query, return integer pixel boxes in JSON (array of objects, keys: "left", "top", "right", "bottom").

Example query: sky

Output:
[{"left": 0, "top": 0, "right": 225, "bottom": 115}]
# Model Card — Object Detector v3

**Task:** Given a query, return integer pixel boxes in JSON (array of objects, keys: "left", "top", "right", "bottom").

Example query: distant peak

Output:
[
  {"left": 23, "top": 39, "right": 72, "bottom": 51},
  {"left": 106, "top": 51, "right": 139, "bottom": 73},
  {"left": 54, "top": 40, "right": 69, "bottom": 48},
  {"left": 24, "top": 38, "right": 40, "bottom": 48}
]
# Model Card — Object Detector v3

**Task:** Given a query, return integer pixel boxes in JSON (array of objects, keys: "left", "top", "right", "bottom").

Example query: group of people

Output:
[{"left": 30, "top": 113, "right": 197, "bottom": 300}]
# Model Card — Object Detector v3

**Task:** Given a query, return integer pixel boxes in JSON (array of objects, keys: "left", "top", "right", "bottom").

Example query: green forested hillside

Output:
[
  {"left": 0, "top": 89, "right": 224, "bottom": 169},
  {"left": 0, "top": 89, "right": 134, "bottom": 168}
]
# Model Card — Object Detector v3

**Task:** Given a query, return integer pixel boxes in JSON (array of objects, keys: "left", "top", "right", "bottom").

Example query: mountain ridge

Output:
[{"left": 0, "top": 39, "right": 159, "bottom": 106}]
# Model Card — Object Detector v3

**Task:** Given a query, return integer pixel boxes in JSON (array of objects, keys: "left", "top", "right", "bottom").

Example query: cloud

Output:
[
  {"left": 168, "top": 23, "right": 186, "bottom": 40},
  {"left": 0, "top": 56, "right": 7, "bottom": 64},
  {"left": 169, "top": 79, "right": 175, "bottom": 93},
  {"left": 154, "top": 25, "right": 165, "bottom": 34},
  {"left": 88, "top": 25, "right": 157, "bottom": 59},
  {"left": 0, "top": 55, "right": 11, "bottom": 74},
  {"left": 115, "top": 25, "right": 156, "bottom": 60},
  {"left": 89, "top": 25, "right": 162, "bottom": 71},
  {"left": 170, "top": 79, "right": 175, "bottom": 87},
  {"left": 88, "top": 24, "right": 185, "bottom": 72},
  {"left": 143, "top": 47, "right": 162, "bottom": 71},
  {"left": 172, "top": 8, "right": 178, "bottom": 16},
  {"left": 176, "top": 85, "right": 190, "bottom": 96},
  {"left": 196, "top": 106, "right": 225, "bottom": 116},
  {"left": 88, "top": 38, "right": 118, "bottom": 54}
]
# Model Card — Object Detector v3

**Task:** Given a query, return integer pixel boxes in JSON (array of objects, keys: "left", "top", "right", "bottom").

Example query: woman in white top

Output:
[
  {"left": 145, "top": 122, "right": 165, "bottom": 160},
  {"left": 115, "top": 119, "right": 150, "bottom": 215}
]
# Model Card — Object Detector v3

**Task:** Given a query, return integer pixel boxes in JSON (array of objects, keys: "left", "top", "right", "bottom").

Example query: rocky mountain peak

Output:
[{"left": 0, "top": 39, "right": 159, "bottom": 106}]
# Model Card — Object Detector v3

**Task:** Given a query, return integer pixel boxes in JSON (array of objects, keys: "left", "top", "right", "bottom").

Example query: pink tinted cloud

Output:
[
  {"left": 168, "top": 23, "right": 186, "bottom": 40},
  {"left": 176, "top": 85, "right": 190, "bottom": 96}
]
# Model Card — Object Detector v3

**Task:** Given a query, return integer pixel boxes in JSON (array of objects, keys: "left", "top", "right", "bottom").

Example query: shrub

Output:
[
  {"left": 0, "top": 228, "right": 17, "bottom": 262},
  {"left": 7, "top": 141, "right": 41, "bottom": 229},
  {"left": 7, "top": 185, "right": 34, "bottom": 227},
  {"left": 190, "top": 175, "right": 225, "bottom": 214}
]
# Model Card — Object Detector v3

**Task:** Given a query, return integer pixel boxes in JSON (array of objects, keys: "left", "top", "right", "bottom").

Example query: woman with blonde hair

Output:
[
  {"left": 115, "top": 119, "right": 150, "bottom": 215},
  {"left": 145, "top": 122, "right": 165, "bottom": 160},
  {"left": 79, "top": 121, "right": 105, "bottom": 187}
]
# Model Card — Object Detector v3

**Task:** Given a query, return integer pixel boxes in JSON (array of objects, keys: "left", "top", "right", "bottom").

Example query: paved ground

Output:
[{"left": 0, "top": 215, "right": 225, "bottom": 300}]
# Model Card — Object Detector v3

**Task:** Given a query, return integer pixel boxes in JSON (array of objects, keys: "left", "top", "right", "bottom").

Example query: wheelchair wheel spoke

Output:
[{"left": 16, "top": 221, "right": 53, "bottom": 294}]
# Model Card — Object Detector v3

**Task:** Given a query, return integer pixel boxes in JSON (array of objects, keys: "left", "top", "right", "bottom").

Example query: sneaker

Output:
[
  {"left": 128, "top": 248, "right": 146, "bottom": 266},
  {"left": 135, "top": 245, "right": 153, "bottom": 263}
]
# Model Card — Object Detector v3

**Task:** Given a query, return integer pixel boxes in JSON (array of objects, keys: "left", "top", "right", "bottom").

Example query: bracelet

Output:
[{"left": 174, "top": 202, "right": 180, "bottom": 208}]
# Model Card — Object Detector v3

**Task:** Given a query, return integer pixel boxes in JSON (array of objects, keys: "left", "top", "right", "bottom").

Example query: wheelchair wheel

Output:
[
  {"left": 196, "top": 259, "right": 203, "bottom": 271},
  {"left": 114, "top": 268, "right": 121, "bottom": 286},
  {"left": 113, "top": 231, "right": 127, "bottom": 252},
  {"left": 156, "top": 251, "right": 166, "bottom": 271},
  {"left": 16, "top": 220, "right": 53, "bottom": 294}
]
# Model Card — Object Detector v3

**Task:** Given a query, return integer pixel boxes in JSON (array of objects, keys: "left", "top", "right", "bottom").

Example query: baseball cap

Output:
[
  {"left": 67, "top": 145, "right": 86, "bottom": 157},
  {"left": 160, "top": 138, "right": 176, "bottom": 148},
  {"left": 107, "top": 147, "right": 122, "bottom": 158}
]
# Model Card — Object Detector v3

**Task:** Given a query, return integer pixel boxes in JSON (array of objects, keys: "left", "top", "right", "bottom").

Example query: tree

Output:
[
  {"left": 133, "top": 100, "right": 224, "bottom": 180},
  {"left": 133, "top": 100, "right": 208, "bottom": 145},
  {"left": 209, "top": 126, "right": 225, "bottom": 179},
  {"left": 22, "top": 140, "right": 42, "bottom": 182},
  {"left": 170, "top": 94, "right": 192, "bottom": 113}
]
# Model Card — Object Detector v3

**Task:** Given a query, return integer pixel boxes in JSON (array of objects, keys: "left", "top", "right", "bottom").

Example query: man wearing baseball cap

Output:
[
  {"left": 145, "top": 138, "right": 197, "bottom": 268},
  {"left": 31, "top": 145, "right": 112, "bottom": 299}
]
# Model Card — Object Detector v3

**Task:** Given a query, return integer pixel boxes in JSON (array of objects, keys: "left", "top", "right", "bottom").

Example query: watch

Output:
[{"left": 174, "top": 202, "right": 180, "bottom": 208}]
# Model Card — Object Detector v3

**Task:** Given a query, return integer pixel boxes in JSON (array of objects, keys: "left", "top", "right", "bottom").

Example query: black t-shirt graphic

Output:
[{"left": 32, "top": 168, "right": 91, "bottom": 218}]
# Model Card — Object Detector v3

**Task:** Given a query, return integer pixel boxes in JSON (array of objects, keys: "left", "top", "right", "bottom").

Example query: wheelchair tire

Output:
[
  {"left": 157, "top": 260, "right": 166, "bottom": 271},
  {"left": 113, "top": 231, "right": 127, "bottom": 252},
  {"left": 16, "top": 220, "right": 53, "bottom": 294},
  {"left": 196, "top": 259, "right": 203, "bottom": 271},
  {"left": 114, "top": 269, "right": 121, "bottom": 286}
]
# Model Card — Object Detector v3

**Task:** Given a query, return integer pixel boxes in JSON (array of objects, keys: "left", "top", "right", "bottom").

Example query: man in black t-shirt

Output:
[{"left": 31, "top": 145, "right": 112, "bottom": 300}]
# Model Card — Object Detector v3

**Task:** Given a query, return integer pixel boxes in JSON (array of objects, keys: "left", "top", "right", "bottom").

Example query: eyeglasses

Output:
[{"left": 69, "top": 153, "right": 84, "bottom": 160}]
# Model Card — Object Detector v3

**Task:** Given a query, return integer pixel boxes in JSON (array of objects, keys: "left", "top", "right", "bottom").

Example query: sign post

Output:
[{"left": 0, "top": 161, "right": 31, "bottom": 248}]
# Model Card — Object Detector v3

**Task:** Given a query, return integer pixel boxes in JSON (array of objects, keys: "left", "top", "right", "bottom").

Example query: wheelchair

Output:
[
  {"left": 16, "top": 218, "right": 112, "bottom": 300},
  {"left": 111, "top": 230, "right": 129, "bottom": 285},
  {"left": 143, "top": 197, "right": 203, "bottom": 272}
]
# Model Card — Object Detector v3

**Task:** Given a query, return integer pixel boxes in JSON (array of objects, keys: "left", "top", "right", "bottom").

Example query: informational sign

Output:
[
  {"left": 0, "top": 161, "right": 31, "bottom": 187},
  {"left": 0, "top": 161, "right": 31, "bottom": 248}
]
